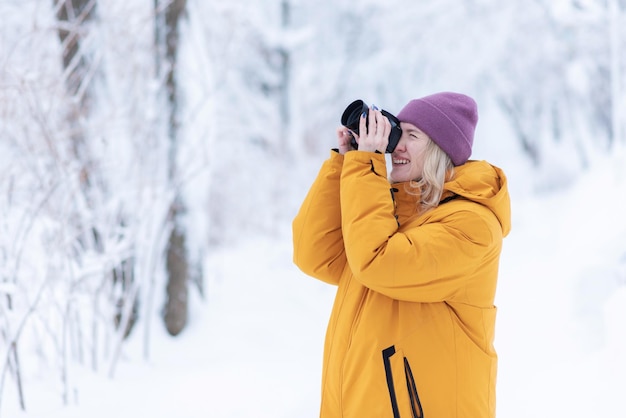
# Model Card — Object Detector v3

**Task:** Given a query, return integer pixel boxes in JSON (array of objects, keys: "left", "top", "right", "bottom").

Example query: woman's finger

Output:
[{"left": 359, "top": 109, "right": 367, "bottom": 138}]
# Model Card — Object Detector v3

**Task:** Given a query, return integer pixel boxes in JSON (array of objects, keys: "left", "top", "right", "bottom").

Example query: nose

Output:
[{"left": 394, "top": 132, "right": 408, "bottom": 152}]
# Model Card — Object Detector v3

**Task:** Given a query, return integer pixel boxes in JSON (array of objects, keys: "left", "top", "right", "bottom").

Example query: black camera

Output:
[{"left": 340, "top": 99, "right": 402, "bottom": 153}]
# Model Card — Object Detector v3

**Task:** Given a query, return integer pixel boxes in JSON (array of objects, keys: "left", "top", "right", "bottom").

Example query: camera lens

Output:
[{"left": 341, "top": 100, "right": 368, "bottom": 132}]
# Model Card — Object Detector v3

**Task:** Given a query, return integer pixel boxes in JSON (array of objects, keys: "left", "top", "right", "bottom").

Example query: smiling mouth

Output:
[{"left": 392, "top": 158, "right": 410, "bottom": 165}]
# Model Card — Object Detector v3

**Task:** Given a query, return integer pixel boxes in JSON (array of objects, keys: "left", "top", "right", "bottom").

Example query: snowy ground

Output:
[{"left": 3, "top": 151, "right": 626, "bottom": 418}]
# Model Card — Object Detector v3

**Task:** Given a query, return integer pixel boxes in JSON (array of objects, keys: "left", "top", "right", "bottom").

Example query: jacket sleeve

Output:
[
  {"left": 292, "top": 150, "right": 347, "bottom": 285},
  {"left": 340, "top": 152, "right": 499, "bottom": 303}
]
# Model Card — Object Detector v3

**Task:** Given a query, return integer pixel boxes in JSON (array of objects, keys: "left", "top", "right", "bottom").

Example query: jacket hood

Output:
[{"left": 444, "top": 160, "right": 511, "bottom": 237}]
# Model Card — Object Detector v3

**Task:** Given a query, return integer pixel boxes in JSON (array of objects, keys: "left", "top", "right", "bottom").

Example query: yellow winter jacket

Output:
[{"left": 293, "top": 150, "right": 511, "bottom": 418}]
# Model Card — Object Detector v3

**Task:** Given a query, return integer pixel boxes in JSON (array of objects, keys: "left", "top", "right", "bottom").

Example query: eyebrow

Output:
[{"left": 405, "top": 128, "right": 423, "bottom": 135}]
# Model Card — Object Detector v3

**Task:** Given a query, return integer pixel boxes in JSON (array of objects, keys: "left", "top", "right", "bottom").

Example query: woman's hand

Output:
[
  {"left": 357, "top": 106, "right": 390, "bottom": 153},
  {"left": 336, "top": 127, "right": 356, "bottom": 155}
]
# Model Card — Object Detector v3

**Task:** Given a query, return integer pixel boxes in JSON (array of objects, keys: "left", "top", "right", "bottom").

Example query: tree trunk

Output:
[
  {"left": 165, "top": 215, "right": 188, "bottom": 336},
  {"left": 54, "top": 0, "right": 96, "bottom": 175},
  {"left": 155, "top": 0, "right": 189, "bottom": 336}
]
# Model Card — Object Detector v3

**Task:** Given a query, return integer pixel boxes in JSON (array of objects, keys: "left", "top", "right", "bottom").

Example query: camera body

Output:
[{"left": 340, "top": 99, "right": 402, "bottom": 153}]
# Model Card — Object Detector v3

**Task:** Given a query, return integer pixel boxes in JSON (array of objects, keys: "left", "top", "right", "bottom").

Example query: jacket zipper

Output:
[
  {"left": 382, "top": 345, "right": 424, "bottom": 418},
  {"left": 404, "top": 356, "right": 423, "bottom": 418}
]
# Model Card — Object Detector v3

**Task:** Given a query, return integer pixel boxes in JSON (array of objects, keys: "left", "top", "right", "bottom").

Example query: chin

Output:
[{"left": 390, "top": 173, "right": 406, "bottom": 183}]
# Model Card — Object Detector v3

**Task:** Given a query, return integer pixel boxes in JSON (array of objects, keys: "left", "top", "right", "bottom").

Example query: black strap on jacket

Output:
[{"left": 439, "top": 193, "right": 459, "bottom": 205}]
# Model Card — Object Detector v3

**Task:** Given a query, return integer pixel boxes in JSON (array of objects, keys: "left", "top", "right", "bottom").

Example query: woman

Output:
[{"left": 292, "top": 92, "right": 511, "bottom": 417}]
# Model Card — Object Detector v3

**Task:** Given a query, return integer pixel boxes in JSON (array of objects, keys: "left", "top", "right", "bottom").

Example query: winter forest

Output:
[{"left": 1, "top": 0, "right": 626, "bottom": 417}]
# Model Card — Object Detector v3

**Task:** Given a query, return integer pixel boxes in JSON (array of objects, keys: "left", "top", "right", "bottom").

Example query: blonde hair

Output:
[{"left": 407, "top": 139, "right": 455, "bottom": 214}]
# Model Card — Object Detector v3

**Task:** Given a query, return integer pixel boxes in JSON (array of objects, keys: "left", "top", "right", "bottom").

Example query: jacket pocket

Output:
[{"left": 382, "top": 345, "right": 424, "bottom": 418}]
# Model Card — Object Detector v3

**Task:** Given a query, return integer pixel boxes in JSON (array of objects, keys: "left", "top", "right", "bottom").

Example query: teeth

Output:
[{"left": 393, "top": 159, "right": 409, "bottom": 164}]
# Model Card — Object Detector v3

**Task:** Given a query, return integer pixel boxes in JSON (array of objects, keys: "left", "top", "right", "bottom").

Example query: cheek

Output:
[
  {"left": 409, "top": 161, "right": 422, "bottom": 177},
  {"left": 407, "top": 145, "right": 424, "bottom": 165},
  {"left": 409, "top": 149, "right": 426, "bottom": 176}
]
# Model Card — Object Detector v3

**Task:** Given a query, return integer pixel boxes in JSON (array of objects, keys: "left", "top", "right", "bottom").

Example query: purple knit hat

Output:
[{"left": 396, "top": 92, "right": 478, "bottom": 166}]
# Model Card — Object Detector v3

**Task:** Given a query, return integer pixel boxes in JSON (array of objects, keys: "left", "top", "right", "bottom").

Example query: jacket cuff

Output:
[{"left": 343, "top": 151, "right": 388, "bottom": 178}]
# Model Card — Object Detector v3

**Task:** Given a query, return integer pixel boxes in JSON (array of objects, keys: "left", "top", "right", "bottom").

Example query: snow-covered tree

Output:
[{"left": 1, "top": 0, "right": 625, "bottom": 413}]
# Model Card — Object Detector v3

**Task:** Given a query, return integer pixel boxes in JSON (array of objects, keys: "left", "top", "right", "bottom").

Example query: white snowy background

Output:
[{"left": 1, "top": 0, "right": 626, "bottom": 417}]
